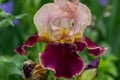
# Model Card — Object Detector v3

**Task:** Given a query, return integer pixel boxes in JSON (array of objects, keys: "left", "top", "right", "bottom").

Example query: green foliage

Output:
[
  {"left": 0, "top": 9, "right": 14, "bottom": 26},
  {"left": 0, "top": 55, "right": 27, "bottom": 80},
  {"left": 0, "top": 9, "right": 27, "bottom": 27},
  {"left": 96, "top": 56, "right": 118, "bottom": 80},
  {"left": 76, "top": 69, "right": 97, "bottom": 80}
]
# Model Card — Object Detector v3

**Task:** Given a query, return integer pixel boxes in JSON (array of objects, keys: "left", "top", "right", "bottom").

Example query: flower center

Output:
[{"left": 49, "top": 18, "right": 77, "bottom": 43}]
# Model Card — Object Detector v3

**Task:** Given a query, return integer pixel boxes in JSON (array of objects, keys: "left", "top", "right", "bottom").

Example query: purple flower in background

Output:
[
  {"left": 0, "top": 0, "right": 13, "bottom": 13},
  {"left": 15, "top": 0, "right": 107, "bottom": 79},
  {"left": 0, "top": 0, "right": 20, "bottom": 25},
  {"left": 85, "top": 57, "right": 100, "bottom": 70},
  {"left": 13, "top": 19, "right": 20, "bottom": 25},
  {"left": 98, "top": 0, "right": 109, "bottom": 6}
]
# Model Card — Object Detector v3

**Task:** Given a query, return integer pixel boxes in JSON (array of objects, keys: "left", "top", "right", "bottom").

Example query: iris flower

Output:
[{"left": 15, "top": 0, "right": 107, "bottom": 78}]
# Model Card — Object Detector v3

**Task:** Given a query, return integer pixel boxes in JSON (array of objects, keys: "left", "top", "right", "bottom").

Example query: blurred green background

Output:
[{"left": 0, "top": 0, "right": 120, "bottom": 80}]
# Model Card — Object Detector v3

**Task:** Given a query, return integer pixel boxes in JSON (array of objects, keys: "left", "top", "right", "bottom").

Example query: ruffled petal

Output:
[
  {"left": 67, "top": 1, "right": 91, "bottom": 36},
  {"left": 40, "top": 43, "right": 84, "bottom": 78},
  {"left": 75, "top": 36, "right": 107, "bottom": 56},
  {"left": 83, "top": 36, "right": 107, "bottom": 56},
  {"left": 54, "top": 0, "right": 79, "bottom": 8},
  {"left": 34, "top": 3, "right": 67, "bottom": 37},
  {"left": 54, "top": 0, "right": 68, "bottom": 8},
  {"left": 74, "top": 2, "right": 91, "bottom": 35},
  {"left": 75, "top": 42, "right": 86, "bottom": 52},
  {"left": 14, "top": 33, "right": 39, "bottom": 55},
  {"left": 85, "top": 57, "right": 100, "bottom": 70}
]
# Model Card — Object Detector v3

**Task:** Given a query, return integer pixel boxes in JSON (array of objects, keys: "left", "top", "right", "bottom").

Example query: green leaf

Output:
[
  {"left": 0, "top": 55, "right": 28, "bottom": 80},
  {"left": 76, "top": 69, "right": 97, "bottom": 80},
  {"left": 15, "top": 13, "right": 28, "bottom": 19},
  {"left": 10, "top": 55, "right": 28, "bottom": 68},
  {"left": 0, "top": 56, "right": 21, "bottom": 75},
  {"left": 0, "top": 56, "right": 21, "bottom": 80}
]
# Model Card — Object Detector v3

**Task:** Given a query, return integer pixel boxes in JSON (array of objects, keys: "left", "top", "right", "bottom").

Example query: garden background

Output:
[{"left": 0, "top": 0, "right": 120, "bottom": 80}]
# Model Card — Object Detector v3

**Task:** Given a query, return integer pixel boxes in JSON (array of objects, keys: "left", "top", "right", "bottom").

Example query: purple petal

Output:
[
  {"left": 40, "top": 43, "right": 84, "bottom": 78},
  {"left": 15, "top": 44, "right": 27, "bottom": 55},
  {"left": 75, "top": 42, "right": 86, "bottom": 52},
  {"left": 0, "top": 1, "right": 13, "bottom": 13},
  {"left": 14, "top": 33, "right": 39, "bottom": 55},
  {"left": 98, "top": 0, "right": 109, "bottom": 7},
  {"left": 85, "top": 57, "right": 100, "bottom": 70},
  {"left": 13, "top": 19, "right": 20, "bottom": 25},
  {"left": 83, "top": 36, "right": 107, "bottom": 56},
  {"left": 83, "top": 36, "right": 97, "bottom": 48},
  {"left": 89, "top": 48, "right": 107, "bottom": 56}
]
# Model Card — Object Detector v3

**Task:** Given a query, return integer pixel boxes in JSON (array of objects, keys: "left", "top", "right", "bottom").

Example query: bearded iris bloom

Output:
[{"left": 15, "top": 0, "right": 107, "bottom": 78}]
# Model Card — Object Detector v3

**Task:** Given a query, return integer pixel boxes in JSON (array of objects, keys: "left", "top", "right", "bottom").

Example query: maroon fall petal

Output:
[
  {"left": 15, "top": 45, "right": 27, "bottom": 55},
  {"left": 83, "top": 36, "right": 107, "bottom": 56},
  {"left": 83, "top": 36, "right": 97, "bottom": 48},
  {"left": 75, "top": 42, "right": 86, "bottom": 52},
  {"left": 24, "top": 33, "right": 39, "bottom": 47},
  {"left": 89, "top": 47, "right": 107, "bottom": 56},
  {"left": 40, "top": 43, "right": 84, "bottom": 78},
  {"left": 14, "top": 33, "right": 39, "bottom": 55}
]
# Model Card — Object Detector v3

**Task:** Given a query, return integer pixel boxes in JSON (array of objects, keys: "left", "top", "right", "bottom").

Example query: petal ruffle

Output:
[
  {"left": 14, "top": 33, "right": 39, "bottom": 55},
  {"left": 75, "top": 2, "right": 91, "bottom": 35},
  {"left": 76, "top": 36, "right": 107, "bottom": 56},
  {"left": 66, "top": 1, "right": 91, "bottom": 36},
  {"left": 54, "top": 0, "right": 79, "bottom": 8},
  {"left": 34, "top": 3, "right": 68, "bottom": 38},
  {"left": 75, "top": 42, "right": 86, "bottom": 52},
  {"left": 40, "top": 43, "right": 84, "bottom": 78},
  {"left": 54, "top": 0, "right": 68, "bottom": 8},
  {"left": 83, "top": 36, "right": 107, "bottom": 56}
]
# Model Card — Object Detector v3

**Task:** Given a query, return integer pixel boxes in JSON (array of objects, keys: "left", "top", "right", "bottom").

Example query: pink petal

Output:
[
  {"left": 34, "top": 3, "right": 66, "bottom": 36},
  {"left": 76, "top": 2, "right": 91, "bottom": 34},
  {"left": 54, "top": 0, "right": 68, "bottom": 8},
  {"left": 54, "top": 0, "right": 79, "bottom": 8},
  {"left": 40, "top": 43, "right": 84, "bottom": 78},
  {"left": 66, "top": 1, "right": 91, "bottom": 36}
]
